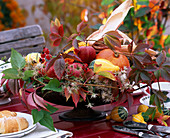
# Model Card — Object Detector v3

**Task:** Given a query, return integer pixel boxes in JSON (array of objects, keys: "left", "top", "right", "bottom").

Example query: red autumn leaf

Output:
[
  {"left": 134, "top": 43, "right": 150, "bottom": 53},
  {"left": 49, "top": 33, "right": 61, "bottom": 41},
  {"left": 128, "top": 41, "right": 133, "bottom": 53},
  {"left": 84, "top": 69, "right": 94, "bottom": 79},
  {"left": 67, "top": 34, "right": 78, "bottom": 42},
  {"left": 62, "top": 51, "right": 82, "bottom": 62},
  {"left": 78, "top": 89, "right": 86, "bottom": 101},
  {"left": 6, "top": 79, "right": 19, "bottom": 95},
  {"left": 72, "top": 38, "right": 79, "bottom": 50},
  {"left": 50, "top": 22, "right": 59, "bottom": 34},
  {"left": 71, "top": 92, "right": 80, "bottom": 107},
  {"left": 77, "top": 21, "right": 87, "bottom": 33},
  {"left": 19, "top": 79, "right": 24, "bottom": 88},
  {"left": 114, "top": 93, "right": 127, "bottom": 106},
  {"left": 64, "top": 88, "right": 71, "bottom": 101},
  {"left": 81, "top": 9, "right": 88, "bottom": 22},
  {"left": 105, "top": 31, "right": 123, "bottom": 39},
  {"left": 53, "top": 57, "right": 65, "bottom": 80},
  {"left": 46, "top": 57, "right": 58, "bottom": 72},
  {"left": 19, "top": 88, "right": 30, "bottom": 110},
  {"left": 58, "top": 25, "right": 64, "bottom": 37},
  {"left": 27, "top": 92, "right": 38, "bottom": 109},
  {"left": 53, "top": 38, "right": 62, "bottom": 47},
  {"left": 33, "top": 92, "right": 47, "bottom": 109},
  {"left": 0, "top": 74, "right": 6, "bottom": 86}
]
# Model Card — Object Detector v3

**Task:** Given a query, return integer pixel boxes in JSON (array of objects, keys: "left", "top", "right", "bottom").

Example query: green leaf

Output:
[
  {"left": 10, "top": 48, "right": 26, "bottom": 69},
  {"left": 97, "top": 71, "right": 116, "bottom": 81},
  {"left": 31, "top": 109, "right": 44, "bottom": 124},
  {"left": 39, "top": 111, "right": 55, "bottom": 131},
  {"left": 137, "top": 0, "right": 149, "bottom": 6},
  {"left": 46, "top": 103, "right": 58, "bottom": 114},
  {"left": 140, "top": 72, "right": 150, "bottom": 81},
  {"left": 155, "top": 95, "right": 162, "bottom": 113},
  {"left": 151, "top": 109, "right": 156, "bottom": 121},
  {"left": 154, "top": 70, "right": 160, "bottom": 80},
  {"left": 90, "top": 24, "right": 102, "bottom": 30},
  {"left": 135, "top": 7, "right": 151, "bottom": 17},
  {"left": 2, "top": 68, "right": 19, "bottom": 79},
  {"left": 101, "top": 0, "right": 115, "bottom": 6},
  {"left": 164, "top": 35, "right": 170, "bottom": 46},
  {"left": 103, "top": 34, "right": 121, "bottom": 50},
  {"left": 144, "top": 107, "right": 155, "bottom": 116},
  {"left": 150, "top": 94, "right": 155, "bottom": 105},
  {"left": 42, "top": 79, "right": 62, "bottom": 92},
  {"left": 160, "top": 68, "right": 170, "bottom": 81},
  {"left": 22, "top": 70, "right": 34, "bottom": 80}
]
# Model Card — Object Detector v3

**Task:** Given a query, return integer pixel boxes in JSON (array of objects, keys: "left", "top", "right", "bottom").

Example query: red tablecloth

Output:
[{"left": 0, "top": 93, "right": 169, "bottom": 138}]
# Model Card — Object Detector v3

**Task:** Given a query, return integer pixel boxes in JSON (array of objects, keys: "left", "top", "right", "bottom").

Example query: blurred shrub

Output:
[{"left": 0, "top": 0, "right": 26, "bottom": 31}]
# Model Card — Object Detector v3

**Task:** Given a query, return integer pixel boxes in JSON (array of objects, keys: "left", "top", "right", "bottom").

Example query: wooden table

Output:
[{"left": 0, "top": 93, "right": 170, "bottom": 138}]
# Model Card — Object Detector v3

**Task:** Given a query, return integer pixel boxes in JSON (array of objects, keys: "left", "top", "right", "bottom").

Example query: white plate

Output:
[
  {"left": 0, "top": 98, "right": 11, "bottom": 105},
  {"left": 140, "top": 95, "right": 170, "bottom": 108},
  {"left": 0, "top": 112, "right": 37, "bottom": 137},
  {"left": 152, "top": 82, "right": 170, "bottom": 98},
  {"left": 131, "top": 83, "right": 149, "bottom": 96}
]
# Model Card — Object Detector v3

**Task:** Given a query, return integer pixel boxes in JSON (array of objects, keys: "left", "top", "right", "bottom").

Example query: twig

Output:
[{"left": 64, "top": 78, "right": 118, "bottom": 89}]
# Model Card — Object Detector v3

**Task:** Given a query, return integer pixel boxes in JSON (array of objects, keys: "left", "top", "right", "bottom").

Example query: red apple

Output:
[{"left": 75, "top": 46, "right": 96, "bottom": 64}]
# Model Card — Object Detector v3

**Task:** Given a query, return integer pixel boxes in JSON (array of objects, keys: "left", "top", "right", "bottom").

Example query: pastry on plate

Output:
[
  {"left": 0, "top": 116, "right": 29, "bottom": 134},
  {"left": 0, "top": 110, "right": 17, "bottom": 118}
]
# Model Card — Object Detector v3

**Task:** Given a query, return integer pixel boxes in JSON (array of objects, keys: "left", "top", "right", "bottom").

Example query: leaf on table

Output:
[
  {"left": 39, "top": 111, "right": 55, "bottom": 131},
  {"left": 31, "top": 109, "right": 44, "bottom": 124},
  {"left": 87, "top": 0, "right": 132, "bottom": 45}
]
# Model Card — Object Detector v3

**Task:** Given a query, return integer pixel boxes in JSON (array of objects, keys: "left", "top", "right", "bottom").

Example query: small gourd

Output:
[
  {"left": 106, "top": 106, "right": 128, "bottom": 122},
  {"left": 132, "top": 112, "right": 147, "bottom": 124}
]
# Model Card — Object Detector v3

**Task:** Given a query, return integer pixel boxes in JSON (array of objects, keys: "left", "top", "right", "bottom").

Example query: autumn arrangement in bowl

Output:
[{"left": 1, "top": 0, "right": 170, "bottom": 131}]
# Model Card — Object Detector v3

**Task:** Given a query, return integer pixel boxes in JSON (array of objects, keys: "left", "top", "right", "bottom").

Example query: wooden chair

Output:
[{"left": 0, "top": 25, "right": 45, "bottom": 59}]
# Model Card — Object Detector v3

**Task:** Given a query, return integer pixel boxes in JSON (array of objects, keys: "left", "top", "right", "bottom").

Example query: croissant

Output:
[
  {"left": 0, "top": 117, "right": 29, "bottom": 134},
  {"left": 0, "top": 110, "right": 17, "bottom": 118}
]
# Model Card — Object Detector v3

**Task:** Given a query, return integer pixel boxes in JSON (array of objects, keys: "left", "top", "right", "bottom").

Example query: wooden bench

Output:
[{"left": 0, "top": 25, "right": 45, "bottom": 59}]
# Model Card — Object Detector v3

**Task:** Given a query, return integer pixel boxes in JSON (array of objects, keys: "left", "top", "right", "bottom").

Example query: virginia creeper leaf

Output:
[{"left": 31, "top": 109, "right": 44, "bottom": 124}]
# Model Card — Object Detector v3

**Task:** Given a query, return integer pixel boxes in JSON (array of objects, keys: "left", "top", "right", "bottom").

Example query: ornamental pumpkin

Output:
[
  {"left": 89, "top": 59, "right": 120, "bottom": 73},
  {"left": 96, "top": 49, "right": 130, "bottom": 69},
  {"left": 107, "top": 106, "right": 128, "bottom": 122},
  {"left": 132, "top": 112, "right": 147, "bottom": 124}
]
